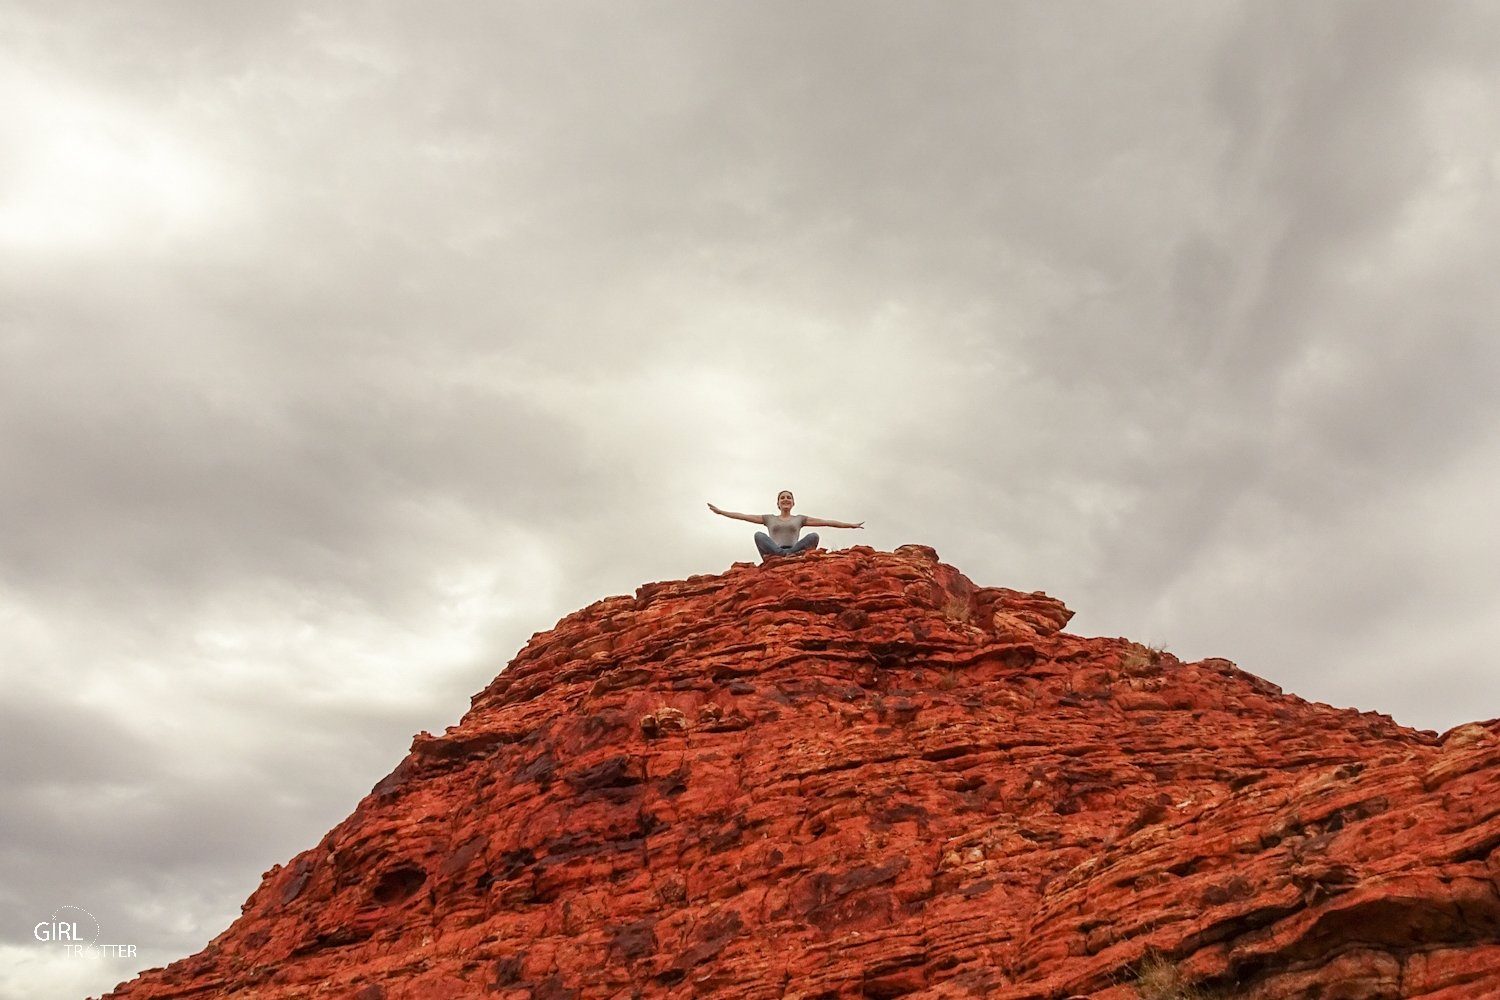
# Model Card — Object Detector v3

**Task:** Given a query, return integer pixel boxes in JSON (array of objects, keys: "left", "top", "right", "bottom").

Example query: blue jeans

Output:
[{"left": 755, "top": 531, "right": 820, "bottom": 558}]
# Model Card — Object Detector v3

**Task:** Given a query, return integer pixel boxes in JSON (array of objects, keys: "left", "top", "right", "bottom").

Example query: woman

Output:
[{"left": 707, "top": 490, "right": 865, "bottom": 560}]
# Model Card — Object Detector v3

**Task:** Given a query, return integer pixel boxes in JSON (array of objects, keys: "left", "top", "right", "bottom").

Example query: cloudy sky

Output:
[{"left": 3, "top": 1, "right": 1498, "bottom": 996}]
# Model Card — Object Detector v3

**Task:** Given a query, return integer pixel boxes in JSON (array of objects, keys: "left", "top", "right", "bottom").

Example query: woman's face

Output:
[{"left": 777, "top": 492, "right": 794, "bottom": 512}]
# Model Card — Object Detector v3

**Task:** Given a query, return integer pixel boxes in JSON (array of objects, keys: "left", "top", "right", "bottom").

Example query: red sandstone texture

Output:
[{"left": 100, "top": 545, "right": 1500, "bottom": 999}]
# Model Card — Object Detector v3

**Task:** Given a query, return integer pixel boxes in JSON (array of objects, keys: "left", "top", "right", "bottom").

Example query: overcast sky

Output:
[{"left": 3, "top": 2, "right": 1498, "bottom": 997}]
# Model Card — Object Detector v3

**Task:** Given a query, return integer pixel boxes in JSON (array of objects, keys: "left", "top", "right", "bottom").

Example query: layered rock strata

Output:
[{"left": 101, "top": 545, "right": 1500, "bottom": 999}]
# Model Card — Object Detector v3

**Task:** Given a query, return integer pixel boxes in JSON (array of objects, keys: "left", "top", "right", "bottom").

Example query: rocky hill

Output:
[{"left": 100, "top": 545, "right": 1500, "bottom": 999}]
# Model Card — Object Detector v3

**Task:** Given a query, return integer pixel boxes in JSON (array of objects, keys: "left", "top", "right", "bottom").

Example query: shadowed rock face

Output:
[{"left": 100, "top": 545, "right": 1500, "bottom": 1000}]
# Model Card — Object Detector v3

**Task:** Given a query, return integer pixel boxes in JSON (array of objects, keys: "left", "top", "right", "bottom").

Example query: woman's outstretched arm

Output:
[
  {"left": 707, "top": 503, "right": 764, "bottom": 524},
  {"left": 802, "top": 516, "right": 864, "bottom": 529}
]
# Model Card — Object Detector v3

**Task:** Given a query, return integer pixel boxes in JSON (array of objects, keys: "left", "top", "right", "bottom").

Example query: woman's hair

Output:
[{"left": 777, "top": 490, "right": 794, "bottom": 500}]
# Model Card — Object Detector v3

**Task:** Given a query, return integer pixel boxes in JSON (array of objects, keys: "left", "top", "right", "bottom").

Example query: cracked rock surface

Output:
[{"left": 100, "top": 545, "right": 1500, "bottom": 999}]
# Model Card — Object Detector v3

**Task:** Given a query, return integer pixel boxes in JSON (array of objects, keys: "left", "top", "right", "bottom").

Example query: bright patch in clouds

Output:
[{"left": 0, "top": 68, "right": 227, "bottom": 252}]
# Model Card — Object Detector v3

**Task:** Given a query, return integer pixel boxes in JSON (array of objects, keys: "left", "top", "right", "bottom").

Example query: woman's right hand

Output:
[{"left": 707, "top": 502, "right": 721, "bottom": 514}]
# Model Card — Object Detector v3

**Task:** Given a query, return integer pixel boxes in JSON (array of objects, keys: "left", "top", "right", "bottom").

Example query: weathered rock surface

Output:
[{"left": 99, "top": 545, "right": 1500, "bottom": 999}]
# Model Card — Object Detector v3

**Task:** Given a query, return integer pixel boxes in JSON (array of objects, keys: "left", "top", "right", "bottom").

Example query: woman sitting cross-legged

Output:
[{"left": 707, "top": 490, "right": 864, "bottom": 561}]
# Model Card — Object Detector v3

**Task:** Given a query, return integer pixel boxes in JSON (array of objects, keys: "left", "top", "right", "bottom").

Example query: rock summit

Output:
[{"left": 102, "top": 545, "right": 1500, "bottom": 999}]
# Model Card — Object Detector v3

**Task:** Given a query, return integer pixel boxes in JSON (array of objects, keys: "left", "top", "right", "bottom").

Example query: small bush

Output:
[
  {"left": 942, "top": 595, "right": 972, "bottom": 623},
  {"left": 1121, "top": 641, "right": 1172, "bottom": 677},
  {"left": 1132, "top": 954, "right": 1234, "bottom": 999}
]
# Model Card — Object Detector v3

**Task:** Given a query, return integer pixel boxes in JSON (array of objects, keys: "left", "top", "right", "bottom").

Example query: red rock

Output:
[{"left": 98, "top": 546, "right": 1500, "bottom": 999}]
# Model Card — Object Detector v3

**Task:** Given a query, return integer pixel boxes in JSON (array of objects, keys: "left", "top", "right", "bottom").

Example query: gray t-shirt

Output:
[{"left": 762, "top": 514, "right": 807, "bottom": 547}]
